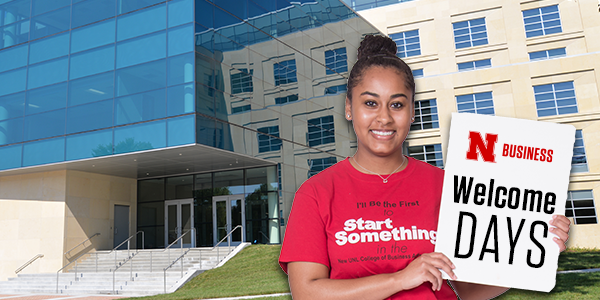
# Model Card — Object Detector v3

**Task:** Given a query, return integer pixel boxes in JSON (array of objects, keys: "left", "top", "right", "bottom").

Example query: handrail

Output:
[
  {"left": 16, "top": 254, "right": 43, "bottom": 274},
  {"left": 212, "top": 225, "right": 244, "bottom": 267},
  {"left": 64, "top": 233, "right": 100, "bottom": 258},
  {"left": 108, "top": 231, "right": 145, "bottom": 256},
  {"left": 56, "top": 249, "right": 94, "bottom": 293},
  {"left": 165, "top": 228, "right": 195, "bottom": 251},
  {"left": 162, "top": 248, "right": 192, "bottom": 293}
]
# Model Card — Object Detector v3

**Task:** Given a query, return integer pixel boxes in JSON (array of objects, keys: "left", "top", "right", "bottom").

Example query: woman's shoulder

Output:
[
  {"left": 407, "top": 157, "right": 444, "bottom": 180},
  {"left": 297, "top": 158, "right": 350, "bottom": 192}
]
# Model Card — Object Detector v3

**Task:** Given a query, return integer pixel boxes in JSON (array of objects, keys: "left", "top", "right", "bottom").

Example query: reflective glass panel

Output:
[
  {"left": 118, "top": 0, "right": 163, "bottom": 14},
  {"left": 116, "top": 31, "right": 166, "bottom": 69},
  {"left": 195, "top": 0, "right": 214, "bottom": 29},
  {"left": 23, "top": 109, "right": 65, "bottom": 141},
  {"left": 70, "top": 45, "right": 115, "bottom": 80},
  {"left": 167, "top": 115, "right": 194, "bottom": 146},
  {"left": 29, "top": 33, "right": 69, "bottom": 64},
  {"left": 168, "top": 0, "right": 193, "bottom": 28},
  {"left": 0, "top": 68, "right": 27, "bottom": 96},
  {"left": 166, "top": 175, "right": 193, "bottom": 200},
  {"left": 0, "top": 117, "right": 23, "bottom": 145},
  {"left": 214, "top": 169, "right": 244, "bottom": 194},
  {"left": 26, "top": 82, "right": 67, "bottom": 115},
  {"left": 69, "top": 72, "right": 115, "bottom": 106},
  {"left": 0, "top": 92, "right": 25, "bottom": 121},
  {"left": 115, "top": 89, "right": 166, "bottom": 125},
  {"left": 215, "top": 200, "right": 227, "bottom": 243},
  {"left": 22, "top": 137, "right": 65, "bottom": 167},
  {"left": 0, "top": 20, "right": 30, "bottom": 49},
  {"left": 0, "top": 144, "right": 22, "bottom": 170},
  {"left": 168, "top": 24, "right": 193, "bottom": 56},
  {"left": 65, "top": 129, "right": 113, "bottom": 160},
  {"left": 167, "top": 53, "right": 194, "bottom": 86},
  {"left": 116, "top": 59, "right": 166, "bottom": 97},
  {"left": 67, "top": 99, "right": 113, "bottom": 134},
  {"left": 0, "top": 44, "right": 28, "bottom": 73},
  {"left": 30, "top": 7, "right": 70, "bottom": 40},
  {"left": 0, "top": 0, "right": 30, "bottom": 27},
  {"left": 167, "top": 84, "right": 194, "bottom": 116},
  {"left": 72, "top": 0, "right": 116, "bottom": 29},
  {"left": 32, "top": 0, "right": 71, "bottom": 16},
  {"left": 117, "top": 4, "right": 165, "bottom": 41},
  {"left": 27, "top": 57, "right": 68, "bottom": 89},
  {"left": 139, "top": 178, "right": 165, "bottom": 202},
  {"left": 71, "top": 19, "right": 116, "bottom": 53},
  {"left": 113, "top": 120, "right": 166, "bottom": 154}
]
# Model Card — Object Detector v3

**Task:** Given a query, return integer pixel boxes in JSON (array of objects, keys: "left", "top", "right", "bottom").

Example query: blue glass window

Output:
[
  {"left": 70, "top": 45, "right": 115, "bottom": 80},
  {"left": 0, "top": 44, "right": 28, "bottom": 73},
  {"left": 27, "top": 57, "right": 68, "bottom": 89},
  {"left": 307, "top": 115, "right": 335, "bottom": 147},
  {"left": 30, "top": 6, "right": 70, "bottom": 40},
  {"left": 69, "top": 72, "right": 114, "bottom": 106},
  {"left": 118, "top": 0, "right": 163, "bottom": 14},
  {"left": 453, "top": 18, "right": 488, "bottom": 49},
  {"left": 257, "top": 126, "right": 282, "bottom": 153},
  {"left": 168, "top": 0, "right": 193, "bottom": 28},
  {"left": 412, "top": 69, "right": 424, "bottom": 78},
  {"left": 565, "top": 190, "right": 597, "bottom": 224},
  {"left": 457, "top": 59, "right": 492, "bottom": 71},
  {"left": 167, "top": 84, "right": 194, "bottom": 116},
  {"left": 72, "top": 0, "right": 116, "bottom": 29},
  {"left": 117, "top": 4, "right": 165, "bottom": 42},
  {"left": 408, "top": 144, "right": 444, "bottom": 168},
  {"left": 66, "top": 129, "right": 113, "bottom": 160},
  {"left": 308, "top": 157, "right": 337, "bottom": 177},
  {"left": 0, "top": 118, "right": 23, "bottom": 145},
  {"left": 167, "top": 115, "right": 195, "bottom": 146},
  {"left": 523, "top": 5, "right": 562, "bottom": 38},
  {"left": 274, "top": 59, "right": 297, "bottom": 86},
  {"left": 0, "top": 68, "right": 26, "bottom": 96},
  {"left": 571, "top": 130, "right": 588, "bottom": 173},
  {"left": 529, "top": 48, "right": 566, "bottom": 61},
  {"left": 456, "top": 92, "right": 495, "bottom": 115},
  {"left": 534, "top": 81, "right": 577, "bottom": 117},
  {"left": 71, "top": 19, "right": 116, "bottom": 53},
  {"left": 231, "top": 104, "right": 251, "bottom": 114},
  {"left": 231, "top": 69, "right": 253, "bottom": 94},
  {"left": 412, "top": 99, "right": 439, "bottom": 131},
  {"left": 29, "top": 33, "right": 69, "bottom": 64},
  {"left": 114, "top": 120, "right": 166, "bottom": 154},
  {"left": 115, "top": 89, "right": 166, "bottom": 125},
  {"left": 26, "top": 83, "right": 67, "bottom": 115},
  {"left": 325, "top": 47, "right": 348, "bottom": 74},
  {"left": 23, "top": 109, "right": 65, "bottom": 141},
  {"left": 168, "top": 24, "right": 193, "bottom": 56},
  {"left": 0, "top": 0, "right": 30, "bottom": 27},
  {"left": 195, "top": 0, "right": 214, "bottom": 29},
  {"left": 32, "top": 0, "right": 71, "bottom": 16},
  {"left": 0, "top": 92, "right": 25, "bottom": 121},
  {"left": 67, "top": 99, "right": 113, "bottom": 134},
  {"left": 168, "top": 53, "right": 194, "bottom": 86},
  {"left": 324, "top": 84, "right": 347, "bottom": 95},
  {"left": 275, "top": 94, "right": 298, "bottom": 104},
  {"left": 116, "top": 31, "right": 166, "bottom": 69},
  {"left": 390, "top": 30, "right": 421, "bottom": 58},
  {"left": 22, "top": 137, "right": 65, "bottom": 167},
  {"left": 0, "top": 20, "right": 30, "bottom": 49},
  {"left": 116, "top": 59, "right": 166, "bottom": 97},
  {"left": 0, "top": 144, "right": 22, "bottom": 170}
]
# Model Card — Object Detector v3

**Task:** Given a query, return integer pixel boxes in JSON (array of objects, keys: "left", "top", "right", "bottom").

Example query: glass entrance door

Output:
[
  {"left": 212, "top": 195, "right": 245, "bottom": 246},
  {"left": 164, "top": 199, "right": 195, "bottom": 248}
]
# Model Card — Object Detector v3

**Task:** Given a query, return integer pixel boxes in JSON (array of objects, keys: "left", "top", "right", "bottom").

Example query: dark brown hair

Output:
[{"left": 347, "top": 35, "right": 415, "bottom": 101}]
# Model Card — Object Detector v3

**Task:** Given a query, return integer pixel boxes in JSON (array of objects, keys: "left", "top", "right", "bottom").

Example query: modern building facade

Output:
[
  {"left": 346, "top": 0, "right": 600, "bottom": 248},
  {"left": 0, "top": 0, "right": 380, "bottom": 280}
]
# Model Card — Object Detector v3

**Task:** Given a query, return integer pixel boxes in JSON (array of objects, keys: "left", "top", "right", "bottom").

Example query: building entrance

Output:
[
  {"left": 212, "top": 195, "right": 245, "bottom": 246},
  {"left": 164, "top": 199, "right": 195, "bottom": 248}
]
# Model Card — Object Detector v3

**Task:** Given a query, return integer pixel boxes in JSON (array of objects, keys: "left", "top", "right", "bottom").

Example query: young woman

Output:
[{"left": 279, "top": 35, "right": 571, "bottom": 300}]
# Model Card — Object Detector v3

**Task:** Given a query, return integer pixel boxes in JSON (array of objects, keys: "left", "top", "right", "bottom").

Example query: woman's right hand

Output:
[{"left": 395, "top": 252, "right": 457, "bottom": 292}]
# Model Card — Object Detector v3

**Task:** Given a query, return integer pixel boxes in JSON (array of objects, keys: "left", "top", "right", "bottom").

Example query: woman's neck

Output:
[{"left": 350, "top": 151, "right": 407, "bottom": 175}]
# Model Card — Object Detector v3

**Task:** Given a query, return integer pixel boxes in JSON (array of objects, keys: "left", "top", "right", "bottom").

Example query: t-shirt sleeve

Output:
[{"left": 279, "top": 184, "right": 330, "bottom": 274}]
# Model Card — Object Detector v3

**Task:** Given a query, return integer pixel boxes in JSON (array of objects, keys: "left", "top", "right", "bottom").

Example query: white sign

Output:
[{"left": 435, "top": 113, "right": 574, "bottom": 292}]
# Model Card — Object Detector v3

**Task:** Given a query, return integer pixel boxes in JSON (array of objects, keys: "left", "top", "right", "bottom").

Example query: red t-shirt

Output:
[{"left": 279, "top": 157, "right": 457, "bottom": 299}]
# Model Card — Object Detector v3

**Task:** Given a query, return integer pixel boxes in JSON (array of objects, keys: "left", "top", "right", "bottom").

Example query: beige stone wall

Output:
[
  {"left": 0, "top": 170, "right": 137, "bottom": 281},
  {"left": 359, "top": 0, "right": 600, "bottom": 249}
]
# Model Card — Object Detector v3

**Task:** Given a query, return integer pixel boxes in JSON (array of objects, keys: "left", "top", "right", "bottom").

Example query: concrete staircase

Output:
[{"left": 0, "top": 244, "right": 249, "bottom": 296}]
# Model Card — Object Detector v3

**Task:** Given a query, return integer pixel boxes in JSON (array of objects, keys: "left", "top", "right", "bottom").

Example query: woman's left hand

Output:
[{"left": 550, "top": 215, "right": 570, "bottom": 252}]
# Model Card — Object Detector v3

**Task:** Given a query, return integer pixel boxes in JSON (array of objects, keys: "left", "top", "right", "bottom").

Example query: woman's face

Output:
[{"left": 345, "top": 66, "right": 414, "bottom": 158}]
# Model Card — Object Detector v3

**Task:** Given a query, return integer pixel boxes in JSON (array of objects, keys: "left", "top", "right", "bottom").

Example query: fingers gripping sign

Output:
[
  {"left": 549, "top": 215, "right": 571, "bottom": 252},
  {"left": 396, "top": 252, "right": 457, "bottom": 292}
]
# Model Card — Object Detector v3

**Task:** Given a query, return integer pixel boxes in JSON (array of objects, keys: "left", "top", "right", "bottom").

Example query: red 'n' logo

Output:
[{"left": 466, "top": 131, "right": 498, "bottom": 163}]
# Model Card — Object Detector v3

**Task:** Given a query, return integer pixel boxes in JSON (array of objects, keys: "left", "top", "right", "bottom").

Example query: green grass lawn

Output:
[{"left": 128, "top": 246, "right": 600, "bottom": 300}]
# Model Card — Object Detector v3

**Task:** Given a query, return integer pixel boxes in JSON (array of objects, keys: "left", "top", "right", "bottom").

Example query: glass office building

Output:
[{"left": 0, "top": 0, "right": 380, "bottom": 271}]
